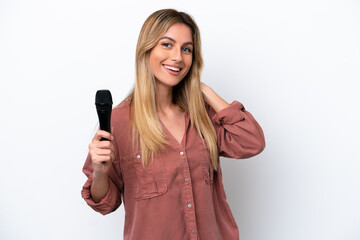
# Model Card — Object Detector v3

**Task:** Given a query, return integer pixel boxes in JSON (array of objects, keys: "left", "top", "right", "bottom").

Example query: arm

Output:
[
  {"left": 91, "top": 172, "right": 109, "bottom": 203},
  {"left": 201, "top": 82, "right": 265, "bottom": 159},
  {"left": 81, "top": 130, "right": 123, "bottom": 215},
  {"left": 201, "top": 82, "right": 230, "bottom": 113}
]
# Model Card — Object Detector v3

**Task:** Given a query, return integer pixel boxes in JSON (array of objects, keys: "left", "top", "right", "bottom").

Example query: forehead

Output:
[{"left": 162, "top": 23, "right": 193, "bottom": 43}]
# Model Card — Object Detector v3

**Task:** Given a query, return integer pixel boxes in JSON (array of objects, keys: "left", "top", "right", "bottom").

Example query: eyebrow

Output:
[{"left": 160, "top": 36, "right": 193, "bottom": 46}]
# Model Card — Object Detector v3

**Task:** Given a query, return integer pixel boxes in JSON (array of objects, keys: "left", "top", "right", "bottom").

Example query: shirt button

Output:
[
  {"left": 180, "top": 151, "right": 184, "bottom": 155},
  {"left": 191, "top": 229, "right": 195, "bottom": 233},
  {"left": 188, "top": 204, "right": 192, "bottom": 208},
  {"left": 137, "top": 155, "right": 141, "bottom": 159},
  {"left": 185, "top": 178, "right": 189, "bottom": 182}
]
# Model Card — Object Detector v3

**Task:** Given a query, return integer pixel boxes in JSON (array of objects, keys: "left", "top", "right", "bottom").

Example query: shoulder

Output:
[
  {"left": 110, "top": 99, "right": 134, "bottom": 153},
  {"left": 111, "top": 98, "right": 132, "bottom": 128}
]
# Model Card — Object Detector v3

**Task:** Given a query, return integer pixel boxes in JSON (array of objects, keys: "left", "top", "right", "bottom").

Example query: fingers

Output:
[
  {"left": 89, "top": 143, "right": 115, "bottom": 176},
  {"left": 93, "top": 147, "right": 115, "bottom": 160},
  {"left": 89, "top": 142, "right": 115, "bottom": 158},
  {"left": 92, "top": 130, "right": 114, "bottom": 142},
  {"left": 90, "top": 139, "right": 114, "bottom": 150},
  {"left": 95, "top": 148, "right": 113, "bottom": 156},
  {"left": 89, "top": 130, "right": 116, "bottom": 165},
  {"left": 92, "top": 155, "right": 113, "bottom": 163}
]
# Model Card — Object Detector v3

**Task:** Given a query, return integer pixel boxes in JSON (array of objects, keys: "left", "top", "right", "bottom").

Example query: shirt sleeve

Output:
[
  {"left": 205, "top": 100, "right": 265, "bottom": 159},
  {"left": 81, "top": 149, "right": 123, "bottom": 215}
]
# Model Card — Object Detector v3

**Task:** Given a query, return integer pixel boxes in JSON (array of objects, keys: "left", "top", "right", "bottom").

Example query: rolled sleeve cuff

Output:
[
  {"left": 212, "top": 101, "right": 246, "bottom": 125},
  {"left": 81, "top": 177, "right": 119, "bottom": 215}
]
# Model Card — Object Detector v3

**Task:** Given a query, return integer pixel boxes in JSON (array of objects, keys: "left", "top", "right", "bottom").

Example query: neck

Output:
[{"left": 155, "top": 81, "right": 175, "bottom": 114}]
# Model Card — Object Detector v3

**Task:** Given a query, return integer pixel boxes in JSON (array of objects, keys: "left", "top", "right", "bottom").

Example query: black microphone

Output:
[{"left": 95, "top": 90, "right": 113, "bottom": 141}]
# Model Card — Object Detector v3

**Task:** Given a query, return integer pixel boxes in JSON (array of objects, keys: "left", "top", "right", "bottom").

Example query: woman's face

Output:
[{"left": 149, "top": 23, "right": 193, "bottom": 88}]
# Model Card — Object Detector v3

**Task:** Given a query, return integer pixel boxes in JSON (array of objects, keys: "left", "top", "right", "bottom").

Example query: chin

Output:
[{"left": 156, "top": 78, "right": 183, "bottom": 87}]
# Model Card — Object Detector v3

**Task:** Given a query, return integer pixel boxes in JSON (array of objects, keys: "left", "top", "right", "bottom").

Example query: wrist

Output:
[
  {"left": 92, "top": 171, "right": 108, "bottom": 181},
  {"left": 201, "top": 86, "right": 230, "bottom": 113}
]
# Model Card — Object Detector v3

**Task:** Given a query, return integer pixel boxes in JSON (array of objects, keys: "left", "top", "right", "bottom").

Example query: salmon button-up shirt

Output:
[{"left": 82, "top": 100, "right": 265, "bottom": 240}]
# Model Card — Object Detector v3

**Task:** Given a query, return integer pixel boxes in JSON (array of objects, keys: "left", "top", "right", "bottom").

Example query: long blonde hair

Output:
[{"left": 123, "top": 9, "right": 219, "bottom": 171}]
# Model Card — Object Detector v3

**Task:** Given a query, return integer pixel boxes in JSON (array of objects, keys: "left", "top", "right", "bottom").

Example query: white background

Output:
[{"left": 1, "top": 0, "right": 359, "bottom": 239}]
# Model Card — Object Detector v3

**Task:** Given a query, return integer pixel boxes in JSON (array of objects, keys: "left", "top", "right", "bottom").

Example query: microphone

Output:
[{"left": 95, "top": 90, "right": 113, "bottom": 141}]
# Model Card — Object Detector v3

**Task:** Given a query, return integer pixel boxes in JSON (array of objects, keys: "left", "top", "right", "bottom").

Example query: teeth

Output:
[{"left": 164, "top": 65, "right": 180, "bottom": 72}]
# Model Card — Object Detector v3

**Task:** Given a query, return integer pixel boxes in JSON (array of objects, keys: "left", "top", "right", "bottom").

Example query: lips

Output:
[{"left": 163, "top": 64, "right": 182, "bottom": 72}]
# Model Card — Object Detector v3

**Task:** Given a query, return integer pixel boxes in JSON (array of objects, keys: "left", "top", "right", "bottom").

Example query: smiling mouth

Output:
[{"left": 163, "top": 64, "right": 182, "bottom": 72}]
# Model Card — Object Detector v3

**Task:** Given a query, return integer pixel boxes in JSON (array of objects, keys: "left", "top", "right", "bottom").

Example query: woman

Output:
[{"left": 82, "top": 9, "right": 265, "bottom": 240}]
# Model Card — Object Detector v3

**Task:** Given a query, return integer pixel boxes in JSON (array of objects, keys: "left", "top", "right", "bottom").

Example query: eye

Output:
[
  {"left": 161, "top": 42, "right": 172, "bottom": 48},
  {"left": 182, "top": 47, "right": 192, "bottom": 53}
]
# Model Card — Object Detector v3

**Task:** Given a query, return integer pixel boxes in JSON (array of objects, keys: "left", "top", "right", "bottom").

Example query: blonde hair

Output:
[{"left": 123, "top": 9, "right": 218, "bottom": 171}]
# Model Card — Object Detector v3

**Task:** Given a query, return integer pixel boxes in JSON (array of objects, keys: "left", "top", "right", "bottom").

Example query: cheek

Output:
[
  {"left": 149, "top": 51, "right": 167, "bottom": 69},
  {"left": 149, "top": 53, "right": 161, "bottom": 73},
  {"left": 184, "top": 57, "right": 193, "bottom": 72}
]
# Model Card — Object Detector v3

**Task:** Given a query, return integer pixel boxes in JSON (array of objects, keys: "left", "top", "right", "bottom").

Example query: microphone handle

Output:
[{"left": 97, "top": 109, "right": 111, "bottom": 141}]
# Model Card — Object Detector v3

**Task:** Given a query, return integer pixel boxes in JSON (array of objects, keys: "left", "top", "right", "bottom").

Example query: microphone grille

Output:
[{"left": 95, "top": 90, "right": 113, "bottom": 105}]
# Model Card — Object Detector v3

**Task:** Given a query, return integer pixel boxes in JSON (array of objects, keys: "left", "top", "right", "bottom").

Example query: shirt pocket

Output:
[
  {"left": 124, "top": 151, "right": 168, "bottom": 200},
  {"left": 199, "top": 141, "right": 214, "bottom": 184}
]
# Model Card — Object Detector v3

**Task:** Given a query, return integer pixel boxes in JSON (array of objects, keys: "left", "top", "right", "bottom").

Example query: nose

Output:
[{"left": 171, "top": 47, "right": 183, "bottom": 62}]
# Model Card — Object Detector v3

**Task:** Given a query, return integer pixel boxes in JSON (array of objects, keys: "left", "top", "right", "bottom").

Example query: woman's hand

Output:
[
  {"left": 200, "top": 81, "right": 230, "bottom": 113},
  {"left": 88, "top": 130, "right": 115, "bottom": 178}
]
